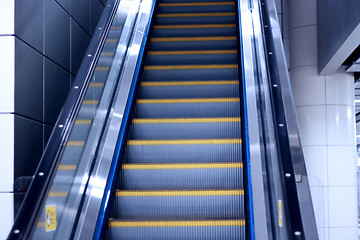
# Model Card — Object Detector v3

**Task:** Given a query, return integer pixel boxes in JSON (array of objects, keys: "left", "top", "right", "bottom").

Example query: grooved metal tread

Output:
[{"left": 108, "top": 0, "right": 245, "bottom": 238}]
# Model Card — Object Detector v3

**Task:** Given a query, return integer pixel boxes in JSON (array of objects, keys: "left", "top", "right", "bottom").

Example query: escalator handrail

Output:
[
  {"left": 7, "top": 1, "right": 121, "bottom": 239},
  {"left": 257, "top": 0, "right": 319, "bottom": 239},
  {"left": 91, "top": 0, "right": 157, "bottom": 238}
]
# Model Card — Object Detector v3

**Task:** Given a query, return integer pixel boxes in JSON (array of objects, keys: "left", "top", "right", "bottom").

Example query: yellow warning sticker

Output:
[
  {"left": 45, "top": 205, "right": 57, "bottom": 231},
  {"left": 278, "top": 200, "right": 283, "bottom": 227}
]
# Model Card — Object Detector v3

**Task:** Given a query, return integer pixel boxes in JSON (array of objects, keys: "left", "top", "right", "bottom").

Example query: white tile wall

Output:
[
  {"left": 303, "top": 146, "right": 328, "bottom": 187},
  {"left": 328, "top": 186, "right": 357, "bottom": 228},
  {"left": 296, "top": 106, "right": 327, "bottom": 146},
  {"left": 325, "top": 71, "right": 354, "bottom": 106},
  {"left": 0, "top": 1, "right": 14, "bottom": 34},
  {"left": 0, "top": 115, "right": 14, "bottom": 192},
  {"left": 327, "top": 146, "right": 357, "bottom": 187},
  {"left": 0, "top": 193, "right": 14, "bottom": 239},
  {"left": 0, "top": 36, "right": 15, "bottom": 113},
  {"left": 290, "top": 66, "right": 326, "bottom": 107},
  {"left": 326, "top": 105, "right": 356, "bottom": 146},
  {"left": 328, "top": 227, "right": 358, "bottom": 240},
  {"left": 310, "top": 186, "right": 329, "bottom": 228}
]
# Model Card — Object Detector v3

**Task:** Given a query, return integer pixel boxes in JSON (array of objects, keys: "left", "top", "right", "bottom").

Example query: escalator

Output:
[
  {"left": 107, "top": 0, "right": 244, "bottom": 238},
  {"left": 8, "top": 0, "right": 318, "bottom": 239}
]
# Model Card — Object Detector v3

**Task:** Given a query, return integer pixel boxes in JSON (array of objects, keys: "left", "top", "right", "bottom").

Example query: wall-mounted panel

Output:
[
  {"left": 14, "top": 115, "right": 43, "bottom": 180},
  {"left": 45, "top": 0, "right": 71, "bottom": 71},
  {"left": 0, "top": 37, "right": 15, "bottom": 113},
  {"left": 71, "top": 19, "right": 91, "bottom": 74},
  {"left": 15, "top": 38, "right": 43, "bottom": 122},
  {"left": 318, "top": 0, "right": 360, "bottom": 74},
  {"left": 91, "top": 0, "right": 105, "bottom": 35},
  {"left": 44, "top": 58, "right": 71, "bottom": 125},
  {"left": 15, "top": 0, "right": 44, "bottom": 53},
  {"left": 71, "top": 0, "right": 91, "bottom": 34},
  {"left": 56, "top": 0, "right": 71, "bottom": 13}
]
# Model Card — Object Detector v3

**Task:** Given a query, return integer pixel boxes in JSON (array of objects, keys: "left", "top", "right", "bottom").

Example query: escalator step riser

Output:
[
  {"left": 148, "top": 39, "right": 237, "bottom": 51},
  {"left": 121, "top": 166, "right": 243, "bottom": 190},
  {"left": 61, "top": 145, "right": 84, "bottom": 165},
  {"left": 145, "top": 53, "right": 238, "bottom": 65},
  {"left": 138, "top": 84, "right": 239, "bottom": 99},
  {"left": 108, "top": 224, "right": 245, "bottom": 240},
  {"left": 67, "top": 123, "right": 92, "bottom": 141},
  {"left": 142, "top": 68, "right": 239, "bottom": 81},
  {"left": 124, "top": 143, "right": 241, "bottom": 163},
  {"left": 134, "top": 102, "right": 240, "bottom": 118},
  {"left": 153, "top": 15, "right": 236, "bottom": 25},
  {"left": 157, "top": 5, "right": 235, "bottom": 14},
  {"left": 113, "top": 194, "right": 244, "bottom": 219},
  {"left": 129, "top": 121, "right": 241, "bottom": 139},
  {"left": 151, "top": 27, "right": 236, "bottom": 38}
]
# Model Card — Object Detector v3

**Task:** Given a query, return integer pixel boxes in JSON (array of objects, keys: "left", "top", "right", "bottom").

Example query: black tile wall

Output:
[{"left": 13, "top": 0, "right": 105, "bottom": 179}]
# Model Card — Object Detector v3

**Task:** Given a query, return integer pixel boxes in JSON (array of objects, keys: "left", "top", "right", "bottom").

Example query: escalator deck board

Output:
[{"left": 108, "top": 0, "right": 245, "bottom": 238}]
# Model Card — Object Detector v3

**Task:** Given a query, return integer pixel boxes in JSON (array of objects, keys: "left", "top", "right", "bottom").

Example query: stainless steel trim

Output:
[
  {"left": 51, "top": 1, "right": 140, "bottom": 239},
  {"left": 263, "top": 0, "right": 319, "bottom": 239},
  {"left": 238, "top": 0, "right": 272, "bottom": 238},
  {"left": 73, "top": 0, "right": 153, "bottom": 238}
]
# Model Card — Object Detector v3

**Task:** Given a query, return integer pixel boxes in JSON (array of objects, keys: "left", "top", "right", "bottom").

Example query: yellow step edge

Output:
[
  {"left": 153, "top": 24, "right": 236, "bottom": 29},
  {"left": 116, "top": 189, "right": 243, "bottom": 197},
  {"left": 136, "top": 98, "right": 240, "bottom": 104},
  {"left": 82, "top": 100, "right": 99, "bottom": 105},
  {"left": 67, "top": 141, "right": 85, "bottom": 146},
  {"left": 95, "top": 66, "right": 109, "bottom": 71},
  {"left": 140, "top": 80, "right": 239, "bottom": 86},
  {"left": 48, "top": 192, "right": 68, "bottom": 197},
  {"left": 123, "top": 162, "right": 243, "bottom": 170},
  {"left": 147, "top": 50, "right": 237, "bottom": 55},
  {"left": 58, "top": 164, "right": 77, "bottom": 170},
  {"left": 109, "top": 219, "right": 245, "bottom": 227},
  {"left": 159, "top": 2, "right": 235, "bottom": 6},
  {"left": 132, "top": 117, "right": 241, "bottom": 123},
  {"left": 144, "top": 64, "right": 238, "bottom": 70},
  {"left": 156, "top": 12, "right": 235, "bottom": 17},
  {"left": 75, "top": 119, "right": 92, "bottom": 124},
  {"left": 106, "top": 39, "right": 117, "bottom": 43},
  {"left": 151, "top": 36, "right": 236, "bottom": 42},
  {"left": 127, "top": 138, "right": 242, "bottom": 145},
  {"left": 89, "top": 82, "right": 105, "bottom": 87}
]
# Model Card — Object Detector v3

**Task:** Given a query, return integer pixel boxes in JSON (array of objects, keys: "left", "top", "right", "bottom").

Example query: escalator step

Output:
[
  {"left": 151, "top": 24, "right": 236, "bottom": 38},
  {"left": 138, "top": 81, "right": 239, "bottom": 98},
  {"left": 157, "top": 2, "right": 235, "bottom": 14},
  {"left": 129, "top": 117, "right": 241, "bottom": 139},
  {"left": 142, "top": 64, "right": 239, "bottom": 81},
  {"left": 154, "top": 12, "right": 236, "bottom": 25},
  {"left": 121, "top": 162, "right": 243, "bottom": 190},
  {"left": 124, "top": 139, "right": 241, "bottom": 163},
  {"left": 134, "top": 99, "right": 241, "bottom": 118},
  {"left": 148, "top": 36, "right": 237, "bottom": 51},
  {"left": 108, "top": 219, "right": 245, "bottom": 240},
  {"left": 112, "top": 189, "right": 244, "bottom": 219},
  {"left": 145, "top": 51, "right": 238, "bottom": 65}
]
